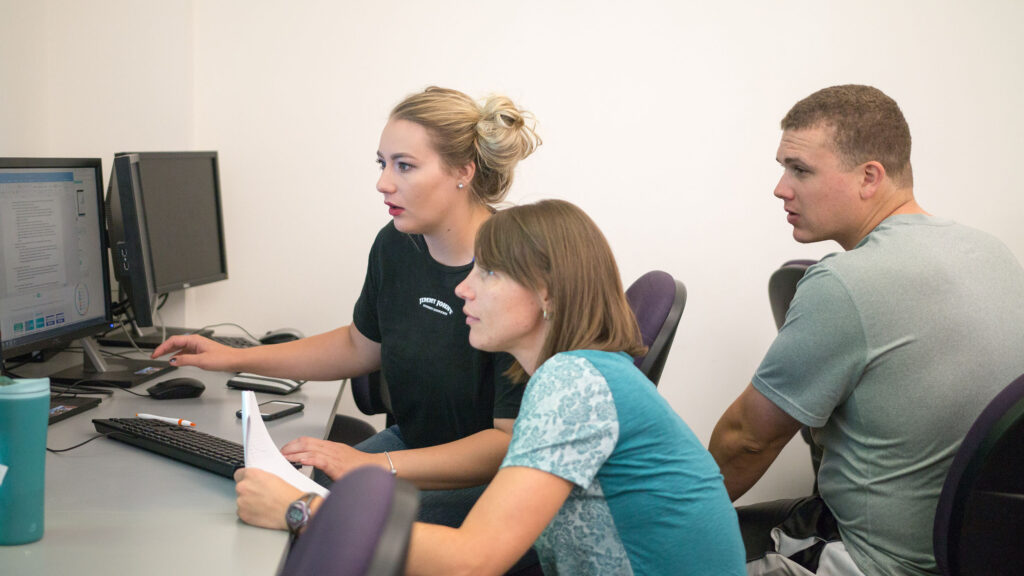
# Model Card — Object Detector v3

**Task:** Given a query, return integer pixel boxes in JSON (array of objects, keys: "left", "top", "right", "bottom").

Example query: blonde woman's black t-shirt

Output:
[{"left": 352, "top": 222, "right": 522, "bottom": 449}]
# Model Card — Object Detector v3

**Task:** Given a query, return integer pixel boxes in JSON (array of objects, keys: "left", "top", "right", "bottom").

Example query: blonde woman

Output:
[{"left": 154, "top": 87, "right": 540, "bottom": 530}]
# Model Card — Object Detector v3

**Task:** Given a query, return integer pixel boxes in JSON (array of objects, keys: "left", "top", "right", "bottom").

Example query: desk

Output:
[{"left": 0, "top": 346, "right": 345, "bottom": 575}]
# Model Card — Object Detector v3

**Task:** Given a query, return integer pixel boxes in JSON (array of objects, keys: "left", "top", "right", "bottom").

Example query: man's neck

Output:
[
  {"left": 888, "top": 196, "right": 927, "bottom": 217},
  {"left": 842, "top": 188, "right": 926, "bottom": 250}
]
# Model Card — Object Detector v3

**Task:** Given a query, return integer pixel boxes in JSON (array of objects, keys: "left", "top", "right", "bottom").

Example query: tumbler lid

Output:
[{"left": 0, "top": 377, "right": 50, "bottom": 396}]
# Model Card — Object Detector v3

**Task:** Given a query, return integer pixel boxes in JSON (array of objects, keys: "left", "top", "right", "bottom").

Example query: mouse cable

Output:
[
  {"left": 97, "top": 347, "right": 136, "bottom": 360},
  {"left": 152, "top": 303, "right": 169, "bottom": 344},
  {"left": 50, "top": 379, "right": 115, "bottom": 400},
  {"left": 48, "top": 433, "right": 110, "bottom": 453},
  {"left": 96, "top": 323, "right": 149, "bottom": 358},
  {"left": 195, "top": 322, "right": 263, "bottom": 343}
]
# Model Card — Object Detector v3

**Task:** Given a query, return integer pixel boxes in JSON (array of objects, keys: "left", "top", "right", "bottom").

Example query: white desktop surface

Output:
[{"left": 0, "top": 348, "right": 345, "bottom": 576}]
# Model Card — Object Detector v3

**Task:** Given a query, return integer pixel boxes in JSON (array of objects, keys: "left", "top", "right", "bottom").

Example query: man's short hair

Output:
[{"left": 782, "top": 85, "right": 913, "bottom": 186}]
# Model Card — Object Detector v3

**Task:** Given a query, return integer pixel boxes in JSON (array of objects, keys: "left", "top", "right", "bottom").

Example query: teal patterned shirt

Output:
[{"left": 502, "top": 350, "right": 745, "bottom": 575}]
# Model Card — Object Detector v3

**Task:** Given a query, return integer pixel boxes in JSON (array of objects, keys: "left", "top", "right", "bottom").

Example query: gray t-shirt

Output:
[{"left": 754, "top": 214, "right": 1024, "bottom": 575}]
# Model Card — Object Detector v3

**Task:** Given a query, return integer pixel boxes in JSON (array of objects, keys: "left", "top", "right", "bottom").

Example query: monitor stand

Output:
[
  {"left": 96, "top": 325, "right": 214, "bottom": 349},
  {"left": 48, "top": 338, "right": 175, "bottom": 388}
]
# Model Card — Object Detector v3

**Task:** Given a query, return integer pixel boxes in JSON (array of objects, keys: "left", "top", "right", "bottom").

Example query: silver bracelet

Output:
[{"left": 383, "top": 451, "right": 397, "bottom": 476}]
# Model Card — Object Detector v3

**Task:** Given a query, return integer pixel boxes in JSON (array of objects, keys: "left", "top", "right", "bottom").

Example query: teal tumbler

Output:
[{"left": 0, "top": 377, "right": 49, "bottom": 545}]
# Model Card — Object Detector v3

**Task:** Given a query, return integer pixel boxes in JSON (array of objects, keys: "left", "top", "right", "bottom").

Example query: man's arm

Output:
[{"left": 709, "top": 383, "right": 803, "bottom": 501}]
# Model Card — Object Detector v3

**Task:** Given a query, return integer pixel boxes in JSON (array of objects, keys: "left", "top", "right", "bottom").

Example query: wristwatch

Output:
[{"left": 285, "top": 492, "right": 318, "bottom": 535}]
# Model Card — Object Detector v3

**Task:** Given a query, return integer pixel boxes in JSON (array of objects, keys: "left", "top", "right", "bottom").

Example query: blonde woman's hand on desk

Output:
[
  {"left": 234, "top": 468, "right": 304, "bottom": 530},
  {"left": 151, "top": 334, "right": 244, "bottom": 372},
  {"left": 281, "top": 437, "right": 385, "bottom": 481}
]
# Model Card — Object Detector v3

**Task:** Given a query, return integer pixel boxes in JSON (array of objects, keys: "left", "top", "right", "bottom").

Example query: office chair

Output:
[
  {"left": 767, "top": 259, "right": 823, "bottom": 482},
  {"left": 625, "top": 270, "right": 688, "bottom": 386},
  {"left": 768, "top": 259, "right": 816, "bottom": 330},
  {"left": 326, "top": 371, "right": 391, "bottom": 447},
  {"left": 933, "top": 372, "right": 1024, "bottom": 576},
  {"left": 279, "top": 466, "right": 420, "bottom": 576}
]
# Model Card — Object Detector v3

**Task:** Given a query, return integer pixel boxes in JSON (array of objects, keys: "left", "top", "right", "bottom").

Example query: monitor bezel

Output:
[
  {"left": 121, "top": 150, "right": 229, "bottom": 294},
  {"left": 109, "top": 153, "right": 158, "bottom": 328},
  {"left": 0, "top": 157, "right": 114, "bottom": 361}
]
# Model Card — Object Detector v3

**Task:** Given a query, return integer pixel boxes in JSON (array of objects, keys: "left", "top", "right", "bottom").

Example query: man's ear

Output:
[{"left": 859, "top": 161, "right": 886, "bottom": 200}]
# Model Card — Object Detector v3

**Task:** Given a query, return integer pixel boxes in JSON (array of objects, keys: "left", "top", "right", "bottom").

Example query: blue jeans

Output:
[{"left": 354, "top": 425, "right": 486, "bottom": 529}]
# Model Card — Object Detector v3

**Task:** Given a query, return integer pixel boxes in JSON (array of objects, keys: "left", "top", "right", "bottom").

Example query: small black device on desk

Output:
[
  {"left": 226, "top": 373, "right": 305, "bottom": 395},
  {"left": 236, "top": 400, "right": 304, "bottom": 421},
  {"left": 49, "top": 395, "right": 101, "bottom": 425}
]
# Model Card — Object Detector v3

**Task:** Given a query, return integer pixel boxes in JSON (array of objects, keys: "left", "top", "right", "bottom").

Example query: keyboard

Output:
[
  {"left": 93, "top": 417, "right": 245, "bottom": 478},
  {"left": 211, "top": 335, "right": 261, "bottom": 348}
]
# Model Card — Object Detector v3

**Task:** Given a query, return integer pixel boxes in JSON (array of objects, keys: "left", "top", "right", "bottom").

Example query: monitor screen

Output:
[
  {"left": 107, "top": 151, "right": 227, "bottom": 295},
  {"left": 0, "top": 158, "right": 112, "bottom": 360},
  {"left": 136, "top": 151, "right": 227, "bottom": 292}
]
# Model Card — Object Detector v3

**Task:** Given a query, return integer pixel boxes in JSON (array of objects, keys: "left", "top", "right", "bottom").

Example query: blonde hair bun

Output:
[
  {"left": 391, "top": 87, "right": 541, "bottom": 205},
  {"left": 474, "top": 95, "right": 541, "bottom": 202}
]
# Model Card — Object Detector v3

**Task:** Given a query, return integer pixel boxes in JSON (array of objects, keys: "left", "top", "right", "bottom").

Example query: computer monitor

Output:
[
  {"left": 101, "top": 151, "right": 228, "bottom": 347},
  {"left": 0, "top": 158, "right": 173, "bottom": 387}
]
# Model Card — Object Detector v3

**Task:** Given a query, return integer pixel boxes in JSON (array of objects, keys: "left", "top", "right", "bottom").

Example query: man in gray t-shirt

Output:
[{"left": 709, "top": 85, "right": 1024, "bottom": 575}]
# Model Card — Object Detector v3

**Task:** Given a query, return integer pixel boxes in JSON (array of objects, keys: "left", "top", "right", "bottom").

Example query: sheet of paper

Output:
[{"left": 241, "top": 391, "right": 328, "bottom": 497}]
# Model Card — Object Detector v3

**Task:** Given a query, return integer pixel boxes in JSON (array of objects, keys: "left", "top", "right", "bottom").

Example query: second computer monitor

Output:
[{"left": 106, "top": 151, "right": 227, "bottom": 336}]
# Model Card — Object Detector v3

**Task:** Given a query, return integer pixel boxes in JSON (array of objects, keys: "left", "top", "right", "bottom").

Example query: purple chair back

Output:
[
  {"left": 322, "top": 373, "right": 382, "bottom": 448},
  {"left": 933, "top": 372, "right": 1024, "bottom": 575},
  {"left": 352, "top": 371, "right": 391, "bottom": 417},
  {"left": 625, "top": 270, "right": 687, "bottom": 385},
  {"left": 279, "top": 466, "right": 419, "bottom": 576}
]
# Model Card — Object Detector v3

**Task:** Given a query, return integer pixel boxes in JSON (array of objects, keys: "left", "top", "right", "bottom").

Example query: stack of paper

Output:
[{"left": 241, "top": 390, "right": 329, "bottom": 497}]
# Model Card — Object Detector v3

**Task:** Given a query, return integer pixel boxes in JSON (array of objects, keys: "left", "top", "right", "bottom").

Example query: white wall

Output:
[{"left": 4, "top": 0, "right": 1023, "bottom": 504}]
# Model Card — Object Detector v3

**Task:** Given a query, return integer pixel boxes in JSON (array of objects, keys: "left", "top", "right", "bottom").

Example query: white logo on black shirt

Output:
[{"left": 419, "top": 297, "right": 454, "bottom": 316}]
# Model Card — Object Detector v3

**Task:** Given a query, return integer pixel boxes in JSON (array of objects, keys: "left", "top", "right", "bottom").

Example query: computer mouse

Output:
[
  {"left": 147, "top": 377, "right": 206, "bottom": 400},
  {"left": 259, "top": 328, "right": 304, "bottom": 345}
]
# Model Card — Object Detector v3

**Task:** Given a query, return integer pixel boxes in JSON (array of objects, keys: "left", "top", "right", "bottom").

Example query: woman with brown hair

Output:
[{"left": 272, "top": 199, "right": 745, "bottom": 574}]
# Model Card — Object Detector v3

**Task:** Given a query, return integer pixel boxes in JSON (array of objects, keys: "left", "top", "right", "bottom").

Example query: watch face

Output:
[{"left": 286, "top": 502, "right": 306, "bottom": 530}]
